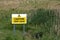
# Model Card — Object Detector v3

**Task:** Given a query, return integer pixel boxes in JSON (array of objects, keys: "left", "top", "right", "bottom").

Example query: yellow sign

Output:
[{"left": 12, "top": 14, "right": 27, "bottom": 24}]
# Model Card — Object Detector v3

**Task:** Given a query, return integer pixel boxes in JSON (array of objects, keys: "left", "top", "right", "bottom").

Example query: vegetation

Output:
[{"left": 0, "top": 0, "right": 60, "bottom": 40}]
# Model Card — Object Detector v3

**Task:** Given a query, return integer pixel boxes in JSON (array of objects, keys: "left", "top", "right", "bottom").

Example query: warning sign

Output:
[{"left": 12, "top": 14, "right": 27, "bottom": 24}]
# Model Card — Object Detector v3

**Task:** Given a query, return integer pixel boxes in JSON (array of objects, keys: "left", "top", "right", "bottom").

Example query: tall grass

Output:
[{"left": 0, "top": 8, "right": 60, "bottom": 40}]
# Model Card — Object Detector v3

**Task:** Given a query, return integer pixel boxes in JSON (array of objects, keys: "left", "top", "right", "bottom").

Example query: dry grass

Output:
[{"left": 0, "top": 0, "right": 60, "bottom": 10}]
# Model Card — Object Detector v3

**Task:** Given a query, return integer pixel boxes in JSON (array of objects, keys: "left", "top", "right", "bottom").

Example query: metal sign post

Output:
[
  {"left": 13, "top": 24, "right": 16, "bottom": 36},
  {"left": 13, "top": 24, "right": 16, "bottom": 40},
  {"left": 23, "top": 25, "right": 25, "bottom": 40}
]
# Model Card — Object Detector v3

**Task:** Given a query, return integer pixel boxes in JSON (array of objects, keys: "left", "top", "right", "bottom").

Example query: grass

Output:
[
  {"left": 0, "top": 0, "right": 60, "bottom": 40},
  {"left": 0, "top": 8, "right": 59, "bottom": 40},
  {"left": 0, "top": 0, "right": 60, "bottom": 10},
  {"left": 0, "top": 30, "right": 23, "bottom": 40}
]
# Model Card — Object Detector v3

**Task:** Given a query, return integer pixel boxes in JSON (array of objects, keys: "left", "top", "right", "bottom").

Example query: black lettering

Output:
[{"left": 14, "top": 18, "right": 24, "bottom": 20}]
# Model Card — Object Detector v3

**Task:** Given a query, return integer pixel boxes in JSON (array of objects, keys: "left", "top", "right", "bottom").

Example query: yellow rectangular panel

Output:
[{"left": 12, "top": 14, "right": 27, "bottom": 24}]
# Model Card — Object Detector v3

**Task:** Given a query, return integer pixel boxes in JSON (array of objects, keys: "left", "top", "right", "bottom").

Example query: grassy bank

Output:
[
  {"left": 0, "top": 8, "right": 60, "bottom": 40},
  {"left": 0, "top": 0, "right": 60, "bottom": 40}
]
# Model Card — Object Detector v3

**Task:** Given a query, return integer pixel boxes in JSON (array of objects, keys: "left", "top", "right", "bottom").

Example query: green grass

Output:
[
  {"left": 0, "top": 8, "right": 59, "bottom": 40},
  {"left": 0, "top": 0, "right": 60, "bottom": 40}
]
